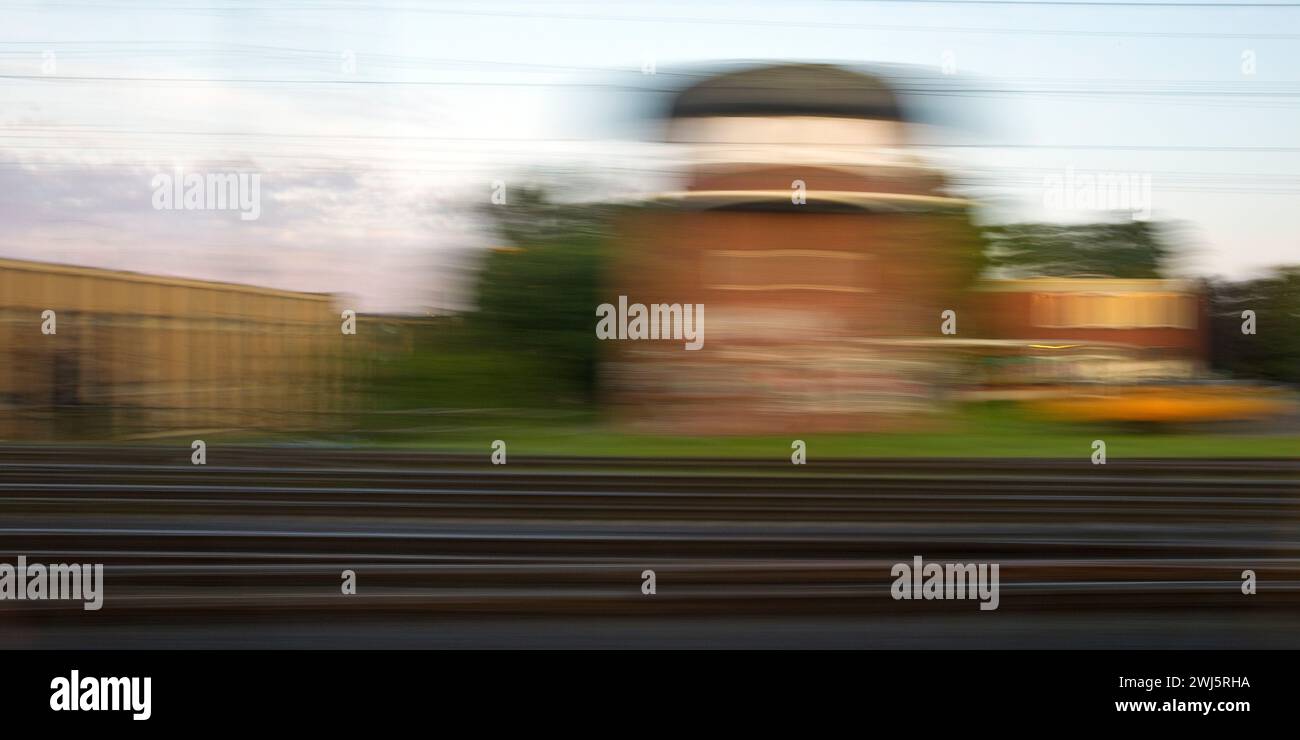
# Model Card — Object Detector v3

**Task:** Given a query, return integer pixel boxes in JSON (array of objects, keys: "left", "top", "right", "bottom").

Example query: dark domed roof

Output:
[{"left": 669, "top": 63, "right": 905, "bottom": 121}]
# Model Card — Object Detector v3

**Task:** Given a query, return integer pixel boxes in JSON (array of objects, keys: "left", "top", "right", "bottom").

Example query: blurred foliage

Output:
[
  {"left": 363, "top": 320, "right": 583, "bottom": 411},
  {"left": 361, "top": 184, "right": 617, "bottom": 414},
  {"left": 982, "top": 221, "right": 1173, "bottom": 278},
  {"left": 1208, "top": 266, "right": 1300, "bottom": 385},
  {"left": 472, "top": 236, "right": 607, "bottom": 403},
  {"left": 364, "top": 400, "right": 1300, "bottom": 457},
  {"left": 480, "top": 182, "right": 616, "bottom": 245},
  {"left": 472, "top": 184, "right": 617, "bottom": 403}
]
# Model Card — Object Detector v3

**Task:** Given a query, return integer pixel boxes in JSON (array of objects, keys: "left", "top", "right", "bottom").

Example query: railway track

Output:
[{"left": 0, "top": 447, "right": 1297, "bottom": 624}]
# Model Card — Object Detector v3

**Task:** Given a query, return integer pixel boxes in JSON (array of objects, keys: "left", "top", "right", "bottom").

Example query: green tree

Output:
[
  {"left": 982, "top": 221, "right": 1174, "bottom": 278},
  {"left": 1208, "top": 266, "right": 1300, "bottom": 385},
  {"left": 473, "top": 185, "right": 616, "bottom": 402}
]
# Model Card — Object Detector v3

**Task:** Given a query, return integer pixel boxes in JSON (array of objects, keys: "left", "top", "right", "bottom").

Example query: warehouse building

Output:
[
  {"left": 973, "top": 277, "right": 1209, "bottom": 386},
  {"left": 0, "top": 257, "right": 352, "bottom": 440}
]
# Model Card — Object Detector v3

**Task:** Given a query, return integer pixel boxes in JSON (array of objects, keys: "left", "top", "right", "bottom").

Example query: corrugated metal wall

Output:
[{"left": 0, "top": 258, "right": 353, "bottom": 440}]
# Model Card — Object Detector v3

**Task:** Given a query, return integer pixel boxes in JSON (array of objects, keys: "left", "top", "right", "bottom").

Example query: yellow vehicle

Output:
[{"left": 1028, "top": 382, "right": 1293, "bottom": 423}]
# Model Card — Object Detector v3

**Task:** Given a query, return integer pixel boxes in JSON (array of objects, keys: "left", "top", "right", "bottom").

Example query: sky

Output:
[{"left": 2, "top": 0, "right": 1298, "bottom": 312}]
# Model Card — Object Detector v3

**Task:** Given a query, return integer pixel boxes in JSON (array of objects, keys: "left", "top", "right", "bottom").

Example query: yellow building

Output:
[{"left": 0, "top": 257, "right": 351, "bottom": 440}]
